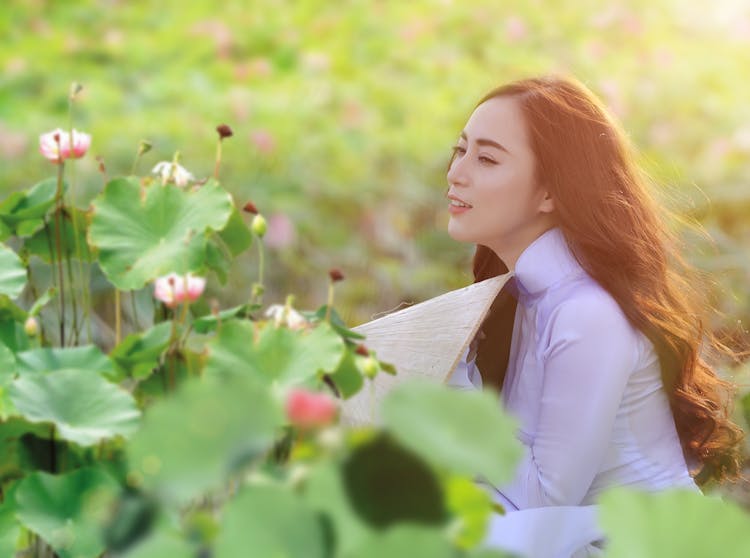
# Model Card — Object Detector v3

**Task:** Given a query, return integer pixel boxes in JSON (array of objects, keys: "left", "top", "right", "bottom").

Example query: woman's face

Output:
[{"left": 446, "top": 95, "right": 554, "bottom": 269}]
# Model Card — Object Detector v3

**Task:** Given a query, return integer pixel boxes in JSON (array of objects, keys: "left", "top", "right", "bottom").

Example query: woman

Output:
[{"left": 445, "top": 75, "right": 744, "bottom": 555}]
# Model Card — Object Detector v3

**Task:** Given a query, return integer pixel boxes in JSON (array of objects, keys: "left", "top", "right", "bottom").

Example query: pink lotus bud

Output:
[
  {"left": 153, "top": 273, "right": 205, "bottom": 308},
  {"left": 153, "top": 273, "right": 182, "bottom": 308},
  {"left": 39, "top": 128, "right": 69, "bottom": 163},
  {"left": 185, "top": 274, "right": 206, "bottom": 303},
  {"left": 38, "top": 128, "right": 90, "bottom": 163},
  {"left": 285, "top": 389, "right": 338, "bottom": 430},
  {"left": 69, "top": 129, "right": 91, "bottom": 158}
]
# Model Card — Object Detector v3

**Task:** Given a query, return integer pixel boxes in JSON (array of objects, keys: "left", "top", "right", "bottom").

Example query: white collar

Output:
[{"left": 513, "top": 227, "right": 584, "bottom": 298}]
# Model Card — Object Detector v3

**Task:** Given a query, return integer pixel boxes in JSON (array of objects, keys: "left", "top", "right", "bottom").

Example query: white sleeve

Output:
[
  {"left": 446, "top": 346, "right": 483, "bottom": 391},
  {"left": 498, "top": 294, "right": 639, "bottom": 507}
]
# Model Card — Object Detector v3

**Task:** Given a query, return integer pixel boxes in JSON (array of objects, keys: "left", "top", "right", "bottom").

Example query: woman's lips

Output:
[{"left": 448, "top": 195, "right": 472, "bottom": 215}]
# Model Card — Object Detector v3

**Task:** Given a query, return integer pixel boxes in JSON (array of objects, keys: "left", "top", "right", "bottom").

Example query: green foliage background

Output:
[{"left": 1, "top": 0, "right": 749, "bottom": 335}]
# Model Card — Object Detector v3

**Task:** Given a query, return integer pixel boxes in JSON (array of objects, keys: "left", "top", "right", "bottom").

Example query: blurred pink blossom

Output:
[
  {"left": 0, "top": 123, "right": 27, "bottom": 159},
  {"left": 285, "top": 389, "right": 338, "bottom": 430},
  {"left": 265, "top": 212, "right": 297, "bottom": 249},
  {"left": 505, "top": 16, "right": 528, "bottom": 43},
  {"left": 153, "top": 273, "right": 206, "bottom": 308},
  {"left": 39, "top": 128, "right": 91, "bottom": 163},
  {"left": 249, "top": 129, "right": 276, "bottom": 155}
]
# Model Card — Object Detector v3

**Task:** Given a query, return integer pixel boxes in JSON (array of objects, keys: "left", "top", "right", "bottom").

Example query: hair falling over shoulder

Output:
[{"left": 470, "top": 75, "right": 745, "bottom": 486}]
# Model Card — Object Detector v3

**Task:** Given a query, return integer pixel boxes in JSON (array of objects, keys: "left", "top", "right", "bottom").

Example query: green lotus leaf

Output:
[
  {"left": 120, "top": 528, "right": 194, "bottom": 558},
  {"left": 0, "top": 178, "right": 61, "bottom": 238},
  {"left": 599, "top": 487, "right": 750, "bottom": 558},
  {"left": 15, "top": 467, "right": 120, "bottom": 558},
  {"left": 381, "top": 380, "right": 522, "bottom": 487},
  {"left": 127, "top": 376, "right": 283, "bottom": 505},
  {"left": 328, "top": 346, "right": 364, "bottom": 398},
  {"left": 0, "top": 417, "right": 56, "bottom": 486},
  {"left": 0, "top": 482, "right": 21, "bottom": 557},
  {"left": 214, "top": 484, "right": 327, "bottom": 558},
  {"left": 0, "top": 315, "right": 30, "bottom": 353},
  {"left": 0, "top": 244, "right": 26, "bottom": 299},
  {"left": 110, "top": 321, "right": 173, "bottom": 380},
  {"left": 16, "top": 344, "right": 114, "bottom": 378},
  {"left": 204, "top": 320, "right": 345, "bottom": 388},
  {"left": 0, "top": 341, "right": 17, "bottom": 418},
  {"left": 303, "top": 462, "right": 374, "bottom": 556},
  {"left": 343, "top": 525, "right": 458, "bottom": 558},
  {"left": 444, "top": 475, "right": 495, "bottom": 549},
  {"left": 192, "top": 304, "right": 249, "bottom": 334},
  {"left": 88, "top": 177, "right": 233, "bottom": 290},
  {"left": 9, "top": 368, "right": 140, "bottom": 446},
  {"left": 217, "top": 205, "right": 253, "bottom": 256}
]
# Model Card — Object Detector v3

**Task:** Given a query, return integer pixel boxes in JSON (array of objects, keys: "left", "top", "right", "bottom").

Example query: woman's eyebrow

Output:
[{"left": 460, "top": 131, "right": 510, "bottom": 154}]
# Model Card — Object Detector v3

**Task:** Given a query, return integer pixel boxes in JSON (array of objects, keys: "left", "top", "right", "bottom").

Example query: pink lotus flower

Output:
[
  {"left": 285, "top": 389, "right": 338, "bottom": 430},
  {"left": 39, "top": 128, "right": 91, "bottom": 163},
  {"left": 153, "top": 273, "right": 206, "bottom": 308}
]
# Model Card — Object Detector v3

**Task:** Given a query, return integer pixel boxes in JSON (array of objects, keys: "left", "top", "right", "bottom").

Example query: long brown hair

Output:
[{"left": 466, "top": 75, "right": 744, "bottom": 486}]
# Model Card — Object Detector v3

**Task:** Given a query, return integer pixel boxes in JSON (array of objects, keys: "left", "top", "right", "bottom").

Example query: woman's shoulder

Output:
[
  {"left": 544, "top": 274, "right": 627, "bottom": 324},
  {"left": 539, "top": 274, "right": 644, "bottom": 360}
]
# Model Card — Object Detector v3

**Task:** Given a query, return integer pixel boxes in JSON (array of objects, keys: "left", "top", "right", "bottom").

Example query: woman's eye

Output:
[
  {"left": 451, "top": 145, "right": 466, "bottom": 155},
  {"left": 479, "top": 156, "right": 497, "bottom": 165}
]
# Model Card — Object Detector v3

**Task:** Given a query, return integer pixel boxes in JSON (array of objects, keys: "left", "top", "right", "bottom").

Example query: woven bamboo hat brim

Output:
[{"left": 341, "top": 272, "right": 512, "bottom": 426}]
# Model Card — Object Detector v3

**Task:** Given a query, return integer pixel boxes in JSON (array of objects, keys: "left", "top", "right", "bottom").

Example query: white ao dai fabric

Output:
[{"left": 447, "top": 227, "right": 699, "bottom": 557}]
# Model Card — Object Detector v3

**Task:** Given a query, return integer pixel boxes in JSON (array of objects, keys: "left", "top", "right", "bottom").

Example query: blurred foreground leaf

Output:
[
  {"left": 599, "top": 488, "right": 750, "bottom": 557},
  {"left": 15, "top": 467, "right": 120, "bottom": 558},
  {"left": 127, "top": 376, "right": 283, "bottom": 504},
  {"left": 381, "top": 380, "right": 522, "bottom": 487},
  {"left": 343, "top": 524, "right": 458, "bottom": 558},
  {"left": 342, "top": 433, "right": 446, "bottom": 529},
  {"left": 214, "top": 484, "right": 327, "bottom": 558}
]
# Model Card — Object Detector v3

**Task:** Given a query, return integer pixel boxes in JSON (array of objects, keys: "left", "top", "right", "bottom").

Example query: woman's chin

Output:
[{"left": 447, "top": 223, "right": 475, "bottom": 244}]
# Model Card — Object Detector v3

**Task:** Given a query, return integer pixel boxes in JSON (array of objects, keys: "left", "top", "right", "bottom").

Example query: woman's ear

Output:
[{"left": 539, "top": 191, "right": 555, "bottom": 214}]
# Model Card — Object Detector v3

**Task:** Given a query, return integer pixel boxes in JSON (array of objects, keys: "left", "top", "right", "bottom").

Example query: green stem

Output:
[
  {"left": 67, "top": 92, "right": 87, "bottom": 345},
  {"left": 131, "top": 151, "right": 141, "bottom": 175},
  {"left": 64, "top": 231, "right": 79, "bottom": 346},
  {"left": 214, "top": 139, "right": 222, "bottom": 179},
  {"left": 325, "top": 282, "right": 334, "bottom": 322},
  {"left": 53, "top": 162, "right": 66, "bottom": 347},
  {"left": 257, "top": 233, "right": 265, "bottom": 288},
  {"left": 115, "top": 289, "right": 122, "bottom": 346}
]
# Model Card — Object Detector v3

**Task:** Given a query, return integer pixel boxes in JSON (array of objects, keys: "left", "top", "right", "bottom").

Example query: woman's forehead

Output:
[{"left": 462, "top": 96, "right": 530, "bottom": 152}]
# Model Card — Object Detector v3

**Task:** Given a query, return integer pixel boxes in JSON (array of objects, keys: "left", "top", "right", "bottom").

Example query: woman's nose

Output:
[{"left": 447, "top": 155, "right": 469, "bottom": 187}]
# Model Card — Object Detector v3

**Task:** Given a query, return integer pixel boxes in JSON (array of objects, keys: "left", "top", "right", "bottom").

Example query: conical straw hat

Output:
[{"left": 341, "top": 273, "right": 512, "bottom": 426}]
